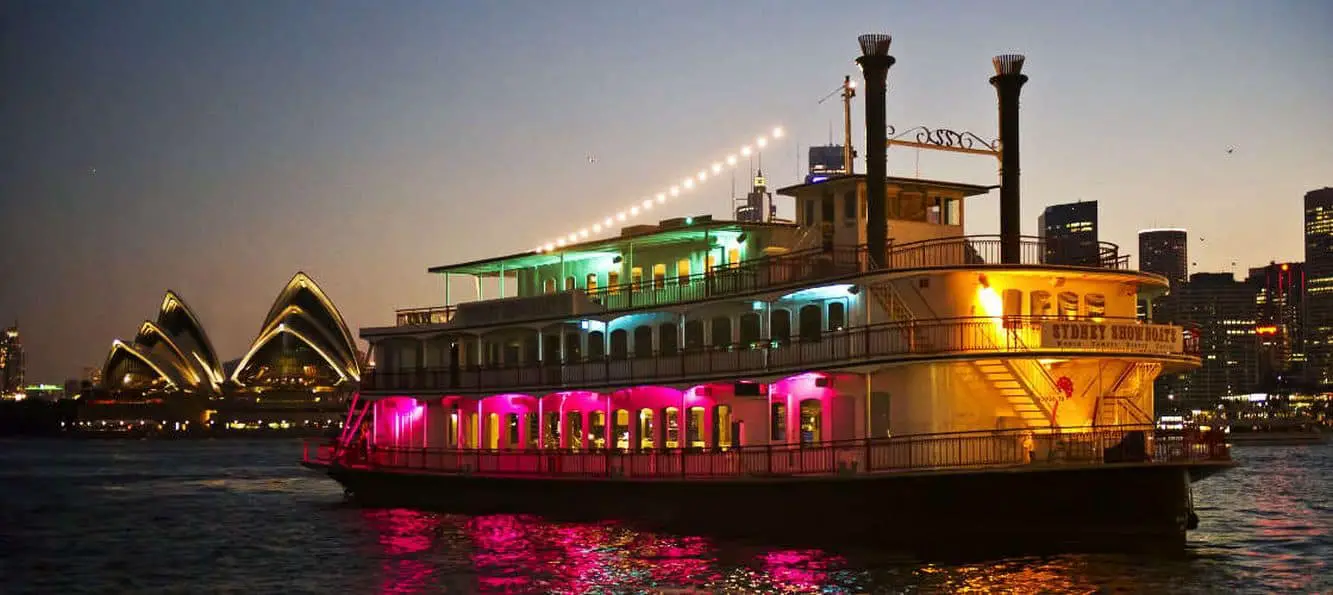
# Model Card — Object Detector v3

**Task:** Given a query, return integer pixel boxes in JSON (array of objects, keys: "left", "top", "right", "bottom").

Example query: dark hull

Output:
[
  {"left": 310, "top": 461, "right": 1232, "bottom": 557},
  {"left": 1228, "top": 432, "right": 1330, "bottom": 447}
]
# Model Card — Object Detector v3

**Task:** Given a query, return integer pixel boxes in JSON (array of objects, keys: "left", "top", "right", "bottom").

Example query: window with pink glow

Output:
[
  {"left": 686, "top": 407, "right": 705, "bottom": 447},
  {"left": 638, "top": 409, "right": 656, "bottom": 449},
  {"left": 714, "top": 405, "right": 733, "bottom": 448},
  {"left": 613, "top": 409, "right": 630, "bottom": 449},
  {"left": 664, "top": 407, "right": 680, "bottom": 448},
  {"left": 771, "top": 402, "right": 787, "bottom": 442},
  {"left": 799, "top": 399, "right": 822, "bottom": 444}
]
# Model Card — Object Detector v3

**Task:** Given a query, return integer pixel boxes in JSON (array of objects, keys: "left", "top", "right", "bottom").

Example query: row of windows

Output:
[
  {"left": 1001, "top": 289, "right": 1107, "bottom": 318},
  {"left": 542, "top": 248, "right": 743, "bottom": 294},
  {"left": 799, "top": 192, "right": 961, "bottom": 227},
  {"left": 477, "top": 303, "right": 847, "bottom": 365}
]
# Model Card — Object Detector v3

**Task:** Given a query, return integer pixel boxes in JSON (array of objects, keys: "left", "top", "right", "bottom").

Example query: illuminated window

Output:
[
  {"left": 639, "top": 409, "right": 656, "bottom": 449},
  {"left": 565, "top": 276, "right": 575, "bottom": 291},
  {"left": 771, "top": 401, "right": 787, "bottom": 442},
  {"left": 677, "top": 259, "right": 690, "bottom": 286},
  {"left": 1085, "top": 293, "right": 1106, "bottom": 317},
  {"left": 608, "top": 270, "right": 620, "bottom": 294},
  {"left": 586, "top": 273, "right": 598, "bottom": 292},
  {"left": 630, "top": 267, "right": 643, "bottom": 290},
  {"left": 715, "top": 404, "right": 733, "bottom": 448},
  {"left": 1031, "top": 291, "right": 1052, "bottom": 319},
  {"left": 589, "top": 410, "right": 606, "bottom": 449},
  {"left": 706, "top": 254, "right": 718, "bottom": 275},
  {"left": 687, "top": 407, "right": 706, "bottom": 448},
  {"left": 664, "top": 407, "right": 680, "bottom": 448},
  {"left": 566, "top": 411, "right": 583, "bottom": 450},
  {"left": 799, "top": 399, "right": 822, "bottom": 444},
  {"left": 1058, "top": 292, "right": 1079, "bottom": 319},
  {"left": 652, "top": 264, "right": 666, "bottom": 290},
  {"left": 728, "top": 247, "right": 741, "bottom": 265},
  {"left": 543, "top": 278, "right": 556, "bottom": 294},
  {"left": 614, "top": 409, "right": 630, "bottom": 449}
]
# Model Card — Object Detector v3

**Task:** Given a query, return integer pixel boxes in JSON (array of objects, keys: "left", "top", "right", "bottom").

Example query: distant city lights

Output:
[{"left": 534, "top": 126, "right": 785, "bottom": 253}]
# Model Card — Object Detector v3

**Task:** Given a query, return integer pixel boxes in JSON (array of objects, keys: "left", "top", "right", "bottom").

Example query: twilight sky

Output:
[{"left": 1, "top": 0, "right": 1330, "bottom": 382}]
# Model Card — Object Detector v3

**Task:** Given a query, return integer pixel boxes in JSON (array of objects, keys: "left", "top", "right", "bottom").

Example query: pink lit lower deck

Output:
[{"left": 304, "top": 426, "right": 1230, "bottom": 482}]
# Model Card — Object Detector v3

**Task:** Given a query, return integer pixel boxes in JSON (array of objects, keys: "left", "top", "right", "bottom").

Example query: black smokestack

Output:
[
  {"left": 856, "top": 34, "right": 895, "bottom": 270},
  {"left": 989, "top": 54, "right": 1028, "bottom": 265}
]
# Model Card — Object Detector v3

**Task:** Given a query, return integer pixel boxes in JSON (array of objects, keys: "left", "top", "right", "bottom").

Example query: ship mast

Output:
[{"left": 841, "top": 75, "right": 856, "bottom": 174}]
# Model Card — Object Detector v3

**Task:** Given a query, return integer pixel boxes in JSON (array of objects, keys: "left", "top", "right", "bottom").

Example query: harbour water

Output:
[{"left": 0, "top": 439, "right": 1327, "bottom": 594}]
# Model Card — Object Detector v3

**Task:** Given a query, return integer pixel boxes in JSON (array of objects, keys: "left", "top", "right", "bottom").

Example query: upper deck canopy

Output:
[
  {"left": 774, "top": 174, "right": 996, "bottom": 199},
  {"left": 427, "top": 218, "right": 797, "bottom": 277}
]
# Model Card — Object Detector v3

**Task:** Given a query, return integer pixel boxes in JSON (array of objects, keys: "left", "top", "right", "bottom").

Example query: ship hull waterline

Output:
[{"left": 307, "top": 460, "right": 1233, "bottom": 556}]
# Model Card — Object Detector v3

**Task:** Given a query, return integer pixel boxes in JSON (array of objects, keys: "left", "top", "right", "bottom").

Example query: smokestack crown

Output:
[
  {"left": 992, "top": 54, "right": 1026, "bottom": 76},
  {"left": 858, "top": 34, "right": 893, "bottom": 56}
]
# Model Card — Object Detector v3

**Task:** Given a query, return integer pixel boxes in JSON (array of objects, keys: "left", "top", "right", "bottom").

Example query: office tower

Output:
[
  {"left": 1302, "top": 187, "right": 1333, "bottom": 385},
  {"left": 1038, "top": 201, "right": 1099, "bottom": 266}
]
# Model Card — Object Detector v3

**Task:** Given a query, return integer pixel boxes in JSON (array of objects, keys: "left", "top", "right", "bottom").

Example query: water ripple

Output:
[{"left": 0, "top": 439, "right": 1328, "bottom": 594}]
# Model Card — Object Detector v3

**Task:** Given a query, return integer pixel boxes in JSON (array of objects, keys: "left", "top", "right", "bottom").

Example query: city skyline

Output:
[{"left": 2, "top": 1, "right": 1330, "bottom": 380}]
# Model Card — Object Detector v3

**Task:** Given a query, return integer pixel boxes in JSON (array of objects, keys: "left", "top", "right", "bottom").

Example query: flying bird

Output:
[
  {"left": 586, "top": 154, "right": 598, "bottom": 164},
  {"left": 1226, "top": 147, "right": 1235, "bottom": 155}
]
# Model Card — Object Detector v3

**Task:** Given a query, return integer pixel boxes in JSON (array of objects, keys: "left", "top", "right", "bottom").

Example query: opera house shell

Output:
[{"left": 90, "top": 273, "right": 360, "bottom": 433}]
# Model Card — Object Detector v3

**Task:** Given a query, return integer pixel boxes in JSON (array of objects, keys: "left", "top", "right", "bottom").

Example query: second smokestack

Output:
[
  {"left": 856, "top": 34, "right": 895, "bottom": 269},
  {"left": 990, "top": 54, "right": 1028, "bottom": 265}
]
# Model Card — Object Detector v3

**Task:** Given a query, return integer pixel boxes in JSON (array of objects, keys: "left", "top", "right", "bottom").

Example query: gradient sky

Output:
[{"left": 1, "top": 0, "right": 1330, "bottom": 382}]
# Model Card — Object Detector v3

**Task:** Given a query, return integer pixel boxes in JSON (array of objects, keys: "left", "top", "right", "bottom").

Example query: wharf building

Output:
[{"left": 87, "top": 273, "right": 361, "bottom": 433}]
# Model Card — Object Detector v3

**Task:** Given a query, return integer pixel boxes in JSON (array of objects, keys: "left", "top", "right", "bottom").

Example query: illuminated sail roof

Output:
[{"left": 230, "top": 272, "right": 361, "bottom": 386}]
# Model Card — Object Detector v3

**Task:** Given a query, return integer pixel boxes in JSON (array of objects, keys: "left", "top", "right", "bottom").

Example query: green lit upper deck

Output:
[{"left": 379, "top": 175, "right": 1136, "bottom": 334}]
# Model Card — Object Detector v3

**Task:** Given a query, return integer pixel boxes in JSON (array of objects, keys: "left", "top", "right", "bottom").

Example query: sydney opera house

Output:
[{"left": 82, "top": 272, "right": 362, "bottom": 434}]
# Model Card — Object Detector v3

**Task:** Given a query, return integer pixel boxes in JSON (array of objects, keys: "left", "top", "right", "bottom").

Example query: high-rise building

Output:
[
  {"left": 1139, "top": 229, "right": 1188, "bottom": 288},
  {"left": 1248, "top": 262, "right": 1306, "bottom": 387},
  {"left": 1302, "top": 187, "right": 1333, "bottom": 385},
  {"left": 0, "top": 324, "right": 23, "bottom": 396},
  {"left": 1155, "top": 273, "right": 1260, "bottom": 410},
  {"left": 1038, "top": 201, "right": 1099, "bottom": 266},
  {"left": 1139, "top": 228, "right": 1188, "bottom": 323}
]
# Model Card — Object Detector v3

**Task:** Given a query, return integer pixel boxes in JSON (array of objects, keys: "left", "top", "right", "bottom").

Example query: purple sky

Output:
[{"left": 1, "top": 0, "right": 1330, "bottom": 381}]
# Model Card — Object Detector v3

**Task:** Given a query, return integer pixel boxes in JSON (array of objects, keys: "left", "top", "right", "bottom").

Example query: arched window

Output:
[
  {"left": 677, "top": 259, "right": 691, "bottom": 286},
  {"left": 1030, "top": 291, "right": 1052, "bottom": 319},
  {"left": 798, "top": 304, "right": 822, "bottom": 341},
  {"left": 714, "top": 404, "right": 733, "bottom": 448},
  {"left": 587, "top": 331, "right": 605, "bottom": 359},
  {"left": 771, "top": 309, "right": 792, "bottom": 345},
  {"left": 659, "top": 323, "right": 678, "bottom": 355},
  {"left": 684, "top": 319, "right": 705, "bottom": 350},
  {"left": 613, "top": 409, "right": 630, "bottom": 450},
  {"left": 739, "top": 312, "right": 762, "bottom": 347},
  {"left": 586, "top": 273, "right": 598, "bottom": 292},
  {"left": 633, "top": 325, "right": 654, "bottom": 358},
  {"left": 639, "top": 409, "right": 656, "bottom": 449},
  {"left": 711, "top": 316, "right": 732, "bottom": 349},
  {"left": 799, "top": 399, "right": 822, "bottom": 444},
  {"left": 828, "top": 302, "right": 846, "bottom": 331},
  {"left": 543, "top": 278, "right": 556, "bottom": 294},
  {"left": 1058, "top": 292, "right": 1079, "bottom": 319},
  {"left": 565, "top": 276, "right": 576, "bottom": 291},
  {"left": 1085, "top": 293, "right": 1106, "bottom": 318},
  {"left": 609, "top": 329, "right": 628, "bottom": 359}
]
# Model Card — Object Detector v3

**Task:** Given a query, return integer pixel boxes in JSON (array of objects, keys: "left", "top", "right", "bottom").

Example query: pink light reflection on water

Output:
[
  {"left": 362, "top": 508, "right": 441, "bottom": 594},
  {"left": 361, "top": 509, "right": 863, "bottom": 593}
]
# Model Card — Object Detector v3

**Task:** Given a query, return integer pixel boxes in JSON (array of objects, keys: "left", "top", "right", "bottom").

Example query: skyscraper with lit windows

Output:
[
  {"left": 1302, "top": 187, "right": 1333, "bottom": 385},
  {"left": 1038, "top": 201, "right": 1099, "bottom": 266},
  {"left": 0, "top": 324, "right": 23, "bottom": 396}
]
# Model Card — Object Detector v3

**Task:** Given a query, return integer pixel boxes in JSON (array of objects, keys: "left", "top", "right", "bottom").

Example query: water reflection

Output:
[{"left": 361, "top": 510, "right": 1146, "bottom": 593}]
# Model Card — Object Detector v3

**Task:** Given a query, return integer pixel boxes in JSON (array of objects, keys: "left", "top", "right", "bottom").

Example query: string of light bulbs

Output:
[{"left": 533, "top": 126, "right": 785, "bottom": 253}]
